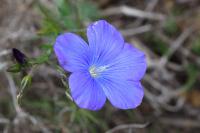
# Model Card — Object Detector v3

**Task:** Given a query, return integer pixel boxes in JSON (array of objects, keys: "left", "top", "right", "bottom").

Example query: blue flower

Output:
[{"left": 54, "top": 20, "right": 147, "bottom": 110}]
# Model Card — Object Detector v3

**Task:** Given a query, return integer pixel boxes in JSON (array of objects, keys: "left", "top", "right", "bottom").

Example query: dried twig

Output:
[
  {"left": 102, "top": 5, "right": 166, "bottom": 21},
  {"left": 145, "top": 73, "right": 186, "bottom": 110},
  {"left": 144, "top": 88, "right": 162, "bottom": 115},
  {"left": 4, "top": 71, "right": 21, "bottom": 114},
  {"left": 159, "top": 117, "right": 200, "bottom": 128},
  {"left": 0, "top": 118, "right": 9, "bottom": 124},
  {"left": 0, "top": 62, "right": 8, "bottom": 71},
  {"left": 121, "top": 24, "right": 152, "bottom": 37},
  {"left": 5, "top": 71, "right": 52, "bottom": 133},
  {"left": 159, "top": 27, "right": 194, "bottom": 67},
  {"left": 145, "top": 0, "right": 159, "bottom": 11},
  {"left": 134, "top": 0, "right": 159, "bottom": 25},
  {"left": 0, "top": 50, "right": 10, "bottom": 57},
  {"left": 105, "top": 122, "right": 149, "bottom": 133}
]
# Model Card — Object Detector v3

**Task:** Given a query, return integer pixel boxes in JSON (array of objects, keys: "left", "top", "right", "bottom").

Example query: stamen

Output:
[
  {"left": 89, "top": 65, "right": 107, "bottom": 78},
  {"left": 89, "top": 66, "right": 98, "bottom": 77}
]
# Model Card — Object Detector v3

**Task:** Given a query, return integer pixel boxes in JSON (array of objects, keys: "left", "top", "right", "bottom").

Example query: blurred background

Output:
[{"left": 0, "top": 0, "right": 200, "bottom": 133}]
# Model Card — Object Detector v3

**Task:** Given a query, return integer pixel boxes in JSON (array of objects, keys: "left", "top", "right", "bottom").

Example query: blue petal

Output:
[
  {"left": 98, "top": 77, "right": 144, "bottom": 109},
  {"left": 69, "top": 72, "right": 106, "bottom": 110},
  {"left": 54, "top": 33, "right": 89, "bottom": 72},
  {"left": 87, "top": 20, "right": 124, "bottom": 65},
  {"left": 102, "top": 43, "right": 147, "bottom": 81}
]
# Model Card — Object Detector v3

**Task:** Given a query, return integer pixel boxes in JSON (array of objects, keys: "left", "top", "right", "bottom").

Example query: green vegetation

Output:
[
  {"left": 191, "top": 37, "right": 200, "bottom": 56},
  {"left": 183, "top": 64, "right": 199, "bottom": 91},
  {"left": 144, "top": 33, "right": 169, "bottom": 55},
  {"left": 163, "top": 17, "right": 179, "bottom": 36},
  {"left": 37, "top": 0, "right": 99, "bottom": 37}
]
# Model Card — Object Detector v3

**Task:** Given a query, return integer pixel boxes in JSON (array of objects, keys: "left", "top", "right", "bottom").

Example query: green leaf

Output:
[
  {"left": 79, "top": 1, "right": 99, "bottom": 21},
  {"left": 7, "top": 63, "right": 21, "bottom": 73},
  {"left": 191, "top": 37, "right": 200, "bottom": 56},
  {"left": 17, "top": 74, "right": 32, "bottom": 101},
  {"left": 183, "top": 64, "right": 199, "bottom": 91},
  {"left": 80, "top": 110, "right": 100, "bottom": 125},
  {"left": 40, "top": 44, "right": 53, "bottom": 51},
  {"left": 28, "top": 54, "right": 50, "bottom": 65},
  {"left": 56, "top": 0, "right": 78, "bottom": 30},
  {"left": 20, "top": 75, "right": 32, "bottom": 91},
  {"left": 56, "top": 0, "right": 74, "bottom": 17},
  {"left": 163, "top": 17, "right": 179, "bottom": 36},
  {"left": 37, "top": 2, "right": 62, "bottom": 36},
  {"left": 144, "top": 33, "right": 168, "bottom": 55}
]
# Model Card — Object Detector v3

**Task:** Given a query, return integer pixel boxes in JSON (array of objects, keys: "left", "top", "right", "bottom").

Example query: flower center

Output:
[{"left": 89, "top": 65, "right": 107, "bottom": 78}]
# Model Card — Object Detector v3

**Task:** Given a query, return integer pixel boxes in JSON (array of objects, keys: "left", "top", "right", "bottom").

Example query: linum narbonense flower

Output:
[{"left": 54, "top": 20, "right": 147, "bottom": 110}]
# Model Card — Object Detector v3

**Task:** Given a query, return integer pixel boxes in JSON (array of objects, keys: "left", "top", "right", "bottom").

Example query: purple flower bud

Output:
[{"left": 12, "top": 48, "right": 27, "bottom": 64}]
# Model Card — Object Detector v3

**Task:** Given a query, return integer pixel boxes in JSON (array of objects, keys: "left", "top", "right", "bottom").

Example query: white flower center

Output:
[{"left": 89, "top": 65, "right": 107, "bottom": 78}]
